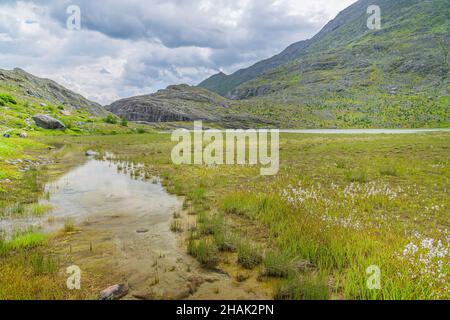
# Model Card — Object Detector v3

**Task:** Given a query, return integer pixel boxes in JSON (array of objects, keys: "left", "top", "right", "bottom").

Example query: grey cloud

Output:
[{"left": 0, "top": 0, "right": 357, "bottom": 104}]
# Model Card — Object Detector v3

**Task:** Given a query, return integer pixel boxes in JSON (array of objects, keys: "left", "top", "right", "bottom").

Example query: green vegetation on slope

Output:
[{"left": 198, "top": 0, "right": 449, "bottom": 128}]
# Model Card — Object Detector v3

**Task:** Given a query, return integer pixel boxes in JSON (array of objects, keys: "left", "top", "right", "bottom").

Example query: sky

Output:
[{"left": 0, "top": 0, "right": 357, "bottom": 105}]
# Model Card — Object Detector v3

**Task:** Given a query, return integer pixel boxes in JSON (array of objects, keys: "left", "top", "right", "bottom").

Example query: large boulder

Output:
[{"left": 32, "top": 114, "right": 65, "bottom": 129}]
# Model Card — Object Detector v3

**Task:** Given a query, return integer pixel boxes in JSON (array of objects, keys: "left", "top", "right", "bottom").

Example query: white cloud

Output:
[{"left": 0, "top": 0, "right": 357, "bottom": 105}]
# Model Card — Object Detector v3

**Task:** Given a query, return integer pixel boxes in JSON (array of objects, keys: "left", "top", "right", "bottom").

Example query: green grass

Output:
[
  {"left": 170, "top": 219, "right": 183, "bottom": 233},
  {"left": 274, "top": 274, "right": 330, "bottom": 300},
  {"left": 187, "top": 238, "right": 219, "bottom": 268},
  {"left": 63, "top": 219, "right": 76, "bottom": 233},
  {"left": 0, "top": 93, "right": 17, "bottom": 105},
  {"left": 54, "top": 132, "right": 448, "bottom": 300},
  {"left": 237, "top": 241, "right": 263, "bottom": 269},
  {"left": 0, "top": 232, "right": 47, "bottom": 256},
  {"left": 262, "top": 251, "right": 294, "bottom": 278},
  {"left": 30, "top": 253, "right": 58, "bottom": 275},
  {"left": 1, "top": 131, "right": 449, "bottom": 300}
]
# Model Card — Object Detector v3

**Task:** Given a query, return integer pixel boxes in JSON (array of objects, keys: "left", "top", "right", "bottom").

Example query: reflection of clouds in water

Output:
[
  {"left": 50, "top": 160, "right": 171, "bottom": 215},
  {"left": 0, "top": 158, "right": 181, "bottom": 236}
]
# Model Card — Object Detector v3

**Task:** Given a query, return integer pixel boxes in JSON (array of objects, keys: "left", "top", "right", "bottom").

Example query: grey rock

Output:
[
  {"left": 0, "top": 68, "right": 107, "bottom": 116},
  {"left": 85, "top": 150, "right": 98, "bottom": 157},
  {"left": 136, "top": 228, "right": 149, "bottom": 234},
  {"left": 3, "top": 133, "right": 10, "bottom": 138},
  {"left": 19, "top": 132, "right": 28, "bottom": 138},
  {"left": 187, "top": 275, "right": 205, "bottom": 294},
  {"left": 100, "top": 284, "right": 129, "bottom": 300},
  {"left": 32, "top": 114, "right": 65, "bottom": 129},
  {"left": 105, "top": 84, "right": 271, "bottom": 127}
]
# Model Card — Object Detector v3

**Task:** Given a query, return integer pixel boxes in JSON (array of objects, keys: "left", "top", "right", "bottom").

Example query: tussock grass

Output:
[
  {"left": 170, "top": 219, "right": 183, "bottom": 233},
  {"left": 380, "top": 166, "right": 399, "bottom": 177},
  {"left": 63, "top": 219, "right": 76, "bottom": 233},
  {"left": 187, "top": 238, "right": 219, "bottom": 268},
  {"left": 30, "top": 253, "right": 58, "bottom": 275},
  {"left": 237, "top": 241, "right": 263, "bottom": 269},
  {"left": 345, "top": 169, "right": 369, "bottom": 183},
  {"left": 262, "top": 251, "right": 294, "bottom": 278},
  {"left": 274, "top": 274, "right": 330, "bottom": 300},
  {"left": 0, "top": 233, "right": 47, "bottom": 256}
]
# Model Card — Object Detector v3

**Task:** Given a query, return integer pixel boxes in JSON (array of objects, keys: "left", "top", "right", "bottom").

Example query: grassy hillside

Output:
[
  {"left": 198, "top": 40, "right": 309, "bottom": 96},
  {"left": 198, "top": 0, "right": 449, "bottom": 128}
]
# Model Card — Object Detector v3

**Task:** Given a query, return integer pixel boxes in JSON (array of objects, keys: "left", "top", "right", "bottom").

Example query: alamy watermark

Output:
[
  {"left": 66, "top": 5, "right": 81, "bottom": 30},
  {"left": 367, "top": 5, "right": 381, "bottom": 30},
  {"left": 366, "top": 265, "right": 381, "bottom": 290},
  {"left": 66, "top": 265, "right": 81, "bottom": 290},
  {"left": 171, "top": 121, "right": 279, "bottom": 176}
]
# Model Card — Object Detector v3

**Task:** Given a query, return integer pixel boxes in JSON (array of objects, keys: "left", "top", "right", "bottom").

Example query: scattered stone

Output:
[
  {"left": 162, "top": 287, "right": 191, "bottom": 300},
  {"left": 187, "top": 275, "right": 205, "bottom": 294},
  {"left": 132, "top": 289, "right": 155, "bottom": 300},
  {"left": 60, "top": 110, "right": 71, "bottom": 116},
  {"left": 100, "top": 283, "right": 129, "bottom": 300},
  {"left": 85, "top": 150, "right": 98, "bottom": 157},
  {"left": 6, "top": 159, "right": 23, "bottom": 165},
  {"left": 235, "top": 273, "right": 250, "bottom": 283},
  {"left": 19, "top": 132, "right": 28, "bottom": 138},
  {"left": 32, "top": 114, "right": 65, "bottom": 129},
  {"left": 2, "top": 133, "right": 10, "bottom": 138},
  {"left": 136, "top": 228, "right": 149, "bottom": 234},
  {"left": 39, "top": 103, "right": 47, "bottom": 107},
  {"left": 204, "top": 276, "right": 220, "bottom": 283},
  {"left": 127, "top": 273, "right": 152, "bottom": 289}
]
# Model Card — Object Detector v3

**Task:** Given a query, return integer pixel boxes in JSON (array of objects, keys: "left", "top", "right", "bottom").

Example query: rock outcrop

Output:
[
  {"left": 0, "top": 68, "right": 107, "bottom": 116},
  {"left": 32, "top": 114, "right": 66, "bottom": 129},
  {"left": 106, "top": 84, "right": 271, "bottom": 128}
]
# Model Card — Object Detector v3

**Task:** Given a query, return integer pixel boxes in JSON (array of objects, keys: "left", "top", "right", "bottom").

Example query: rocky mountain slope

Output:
[
  {"left": 198, "top": 40, "right": 309, "bottom": 97},
  {"left": 0, "top": 68, "right": 106, "bottom": 116},
  {"left": 197, "top": 0, "right": 449, "bottom": 128},
  {"left": 106, "top": 84, "right": 271, "bottom": 128},
  {"left": 200, "top": 0, "right": 449, "bottom": 99},
  {"left": 0, "top": 69, "right": 138, "bottom": 137},
  {"left": 98, "top": 0, "right": 450, "bottom": 128}
]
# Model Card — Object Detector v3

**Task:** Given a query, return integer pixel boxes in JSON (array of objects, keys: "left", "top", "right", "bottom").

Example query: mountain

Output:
[
  {"left": 197, "top": 0, "right": 449, "bottom": 128},
  {"left": 0, "top": 68, "right": 106, "bottom": 116},
  {"left": 107, "top": 0, "right": 449, "bottom": 128},
  {"left": 198, "top": 40, "right": 309, "bottom": 96},
  {"left": 105, "top": 84, "right": 271, "bottom": 128},
  {"left": 200, "top": 0, "right": 449, "bottom": 99}
]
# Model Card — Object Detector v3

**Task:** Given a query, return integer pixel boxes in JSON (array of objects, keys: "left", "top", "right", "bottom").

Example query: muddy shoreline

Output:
[{"left": 25, "top": 147, "right": 271, "bottom": 300}]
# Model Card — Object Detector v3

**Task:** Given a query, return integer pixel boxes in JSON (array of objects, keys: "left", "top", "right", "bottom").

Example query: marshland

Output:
[{"left": 1, "top": 131, "right": 448, "bottom": 299}]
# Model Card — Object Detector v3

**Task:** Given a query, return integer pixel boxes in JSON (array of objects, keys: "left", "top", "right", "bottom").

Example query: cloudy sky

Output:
[{"left": 0, "top": 0, "right": 357, "bottom": 105}]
